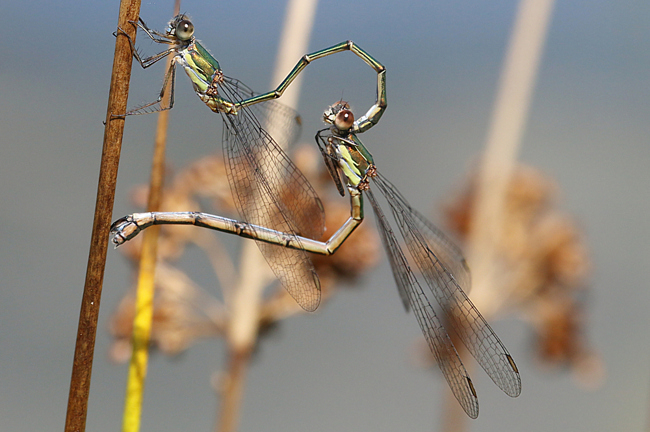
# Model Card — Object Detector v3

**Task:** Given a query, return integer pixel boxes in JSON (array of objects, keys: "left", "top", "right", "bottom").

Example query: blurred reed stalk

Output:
[
  {"left": 64, "top": 0, "right": 142, "bottom": 431},
  {"left": 216, "top": 1, "right": 319, "bottom": 432},
  {"left": 443, "top": 0, "right": 556, "bottom": 431},
  {"left": 121, "top": 2, "right": 180, "bottom": 432}
]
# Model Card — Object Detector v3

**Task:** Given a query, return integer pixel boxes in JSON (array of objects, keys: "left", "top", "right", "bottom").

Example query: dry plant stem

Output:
[
  {"left": 468, "top": 0, "right": 556, "bottom": 317},
  {"left": 217, "top": 349, "right": 254, "bottom": 432},
  {"left": 216, "top": 1, "right": 319, "bottom": 432},
  {"left": 121, "top": 115, "right": 166, "bottom": 432},
  {"left": 121, "top": 0, "right": 178, "bottom": 428},
  {"left": 194, "top": 234, "right": 237, "bottom": 301},
  {"left": 270, "top": 0, "right": 319, "bottom": 111},
  {"left": 64, "top": 1, "right": 142, "bottom": 431},
  {"left": 443, "top": 1, "right": 555, "bottom": 431},
  {"left": 441, "top": 345, "right": 471, "bottom": 432}
]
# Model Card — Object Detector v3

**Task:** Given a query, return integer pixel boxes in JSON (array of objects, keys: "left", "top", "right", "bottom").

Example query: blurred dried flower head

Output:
[
  {"left": 118, "top": 155, "right": 237, "bottom": 263},
  {"left": 444, "top": 164, "right": 603, "bottom": 387},
  {"left": 109, "top": 263, "right": 227, "bottom": 361},
  {"left": 110, "top": 144, "right": 380, "bottom": 361}
]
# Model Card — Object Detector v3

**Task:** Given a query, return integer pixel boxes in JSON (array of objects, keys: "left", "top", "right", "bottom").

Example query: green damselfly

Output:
[
  {"left": 114, "top": 14, "right": 386, "bottom": 312},
  {"left": 112, "top": 99, "right": 521, "bottom": 417},
  {"left": 315, "top": 102, "right": 521, "bottom": 417}
]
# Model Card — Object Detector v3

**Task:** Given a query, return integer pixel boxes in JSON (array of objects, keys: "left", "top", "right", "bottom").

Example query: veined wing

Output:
[
  {"left": 223, "top": 77, "right": 302, "bottom": 151},
  {"left": 387, "top": 182, "right": 471, "bottom": 296},
  {"left": 366, "top": 189, "right": 479, "bottom": 418},
  {"left": 221, "top": 76, "right": 324, "bottom": 237},
  {"left": 373, "top": 173, "right": 521, "bottom": 398},
  {"left": 218, "top": 78, "right": 324, "bottom": 311}
]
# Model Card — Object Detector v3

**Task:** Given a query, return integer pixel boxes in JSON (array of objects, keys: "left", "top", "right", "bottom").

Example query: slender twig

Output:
[
  {"left": 64, "top": 1, "right": 142, "bottom": 431},
  {"left": 121, "top": 2, "right": 180, "bottom": 431},
  {"left": 468, "top": 0, "right": 556, "bottom": 317},
  {"left": 194, "top": 233, "right": 237, "bottom": 300},
  {"left": 216, "top": 348, "right": 253, "bottom": 432},
  {"left": 442, "top": 1, "right": 555, "bottom": 431},
  {"left": 269, "top": 0, "right": 319, "bottom": 112},
  {"left": 216, "top": 2, "right": 319, "bottom": 432}
]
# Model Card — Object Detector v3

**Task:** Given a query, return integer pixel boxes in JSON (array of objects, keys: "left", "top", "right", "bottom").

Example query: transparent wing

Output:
[
  {"left": 223, "top": 77, "right": 302, "bottom": 151},
  {"left": 218, "top": 78, "right": 324, "bottom": 311},
  {"left": 366, "top": 190, "right": 479, "bottom": 419},
  {"left": 388, "top": 184, "right": 471, "bottom": 295},
  {"left": 373, "top": 173, "right": 521, "bottom": 398}
]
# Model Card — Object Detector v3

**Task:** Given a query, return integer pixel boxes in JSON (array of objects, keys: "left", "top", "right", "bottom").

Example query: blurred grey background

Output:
[{"left": 1, "top": 0, "right": 649, "bottom": 431}]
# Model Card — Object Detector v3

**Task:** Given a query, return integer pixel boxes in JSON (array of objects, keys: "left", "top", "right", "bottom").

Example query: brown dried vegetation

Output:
[
  {"left": 445, "top": 164, "right": 602, "bottom": 386},
  {"left": 109, "top": 144, "right": 380, "bottom": 359}
]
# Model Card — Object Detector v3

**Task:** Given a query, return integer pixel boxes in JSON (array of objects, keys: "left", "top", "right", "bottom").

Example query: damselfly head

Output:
[
  {"left": 323, "top": 101, "right": 354, "bottom": 133},
  {"left": 167, "top": 14, "right": 194, "bottom": 41}
]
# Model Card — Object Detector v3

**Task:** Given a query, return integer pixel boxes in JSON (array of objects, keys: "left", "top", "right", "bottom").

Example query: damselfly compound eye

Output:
[
  {"left": 334, "top": 109, "right": 354, "bottom": 132},
  {"left": 176, "top": 19, "right": 194, "bottom": 40}
]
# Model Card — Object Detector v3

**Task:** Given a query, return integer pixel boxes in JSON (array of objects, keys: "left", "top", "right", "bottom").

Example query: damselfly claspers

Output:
[
  {"left": 113, "top": 14, "right": 386, "bottom": 312},
  {"left": 112, "top": 99, "right": 521, "bottom": 417}
]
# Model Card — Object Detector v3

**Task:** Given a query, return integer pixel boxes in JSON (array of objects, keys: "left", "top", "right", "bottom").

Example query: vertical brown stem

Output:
[
  {"left": 64, "top": 1, "right": 141, "bottom": 431},
  {"left": 217, "top": 349, "right": 253, "bottom": 432}
]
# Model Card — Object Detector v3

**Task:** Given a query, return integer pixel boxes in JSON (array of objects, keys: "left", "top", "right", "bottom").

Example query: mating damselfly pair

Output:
[{"left": 112, "top": 14, "right": 521, "bottom": 418}]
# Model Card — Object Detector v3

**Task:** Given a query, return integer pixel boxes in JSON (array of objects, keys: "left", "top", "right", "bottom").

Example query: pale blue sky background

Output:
[{"left": 1, "top": 1, "right": 649, "bottom": 431}]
